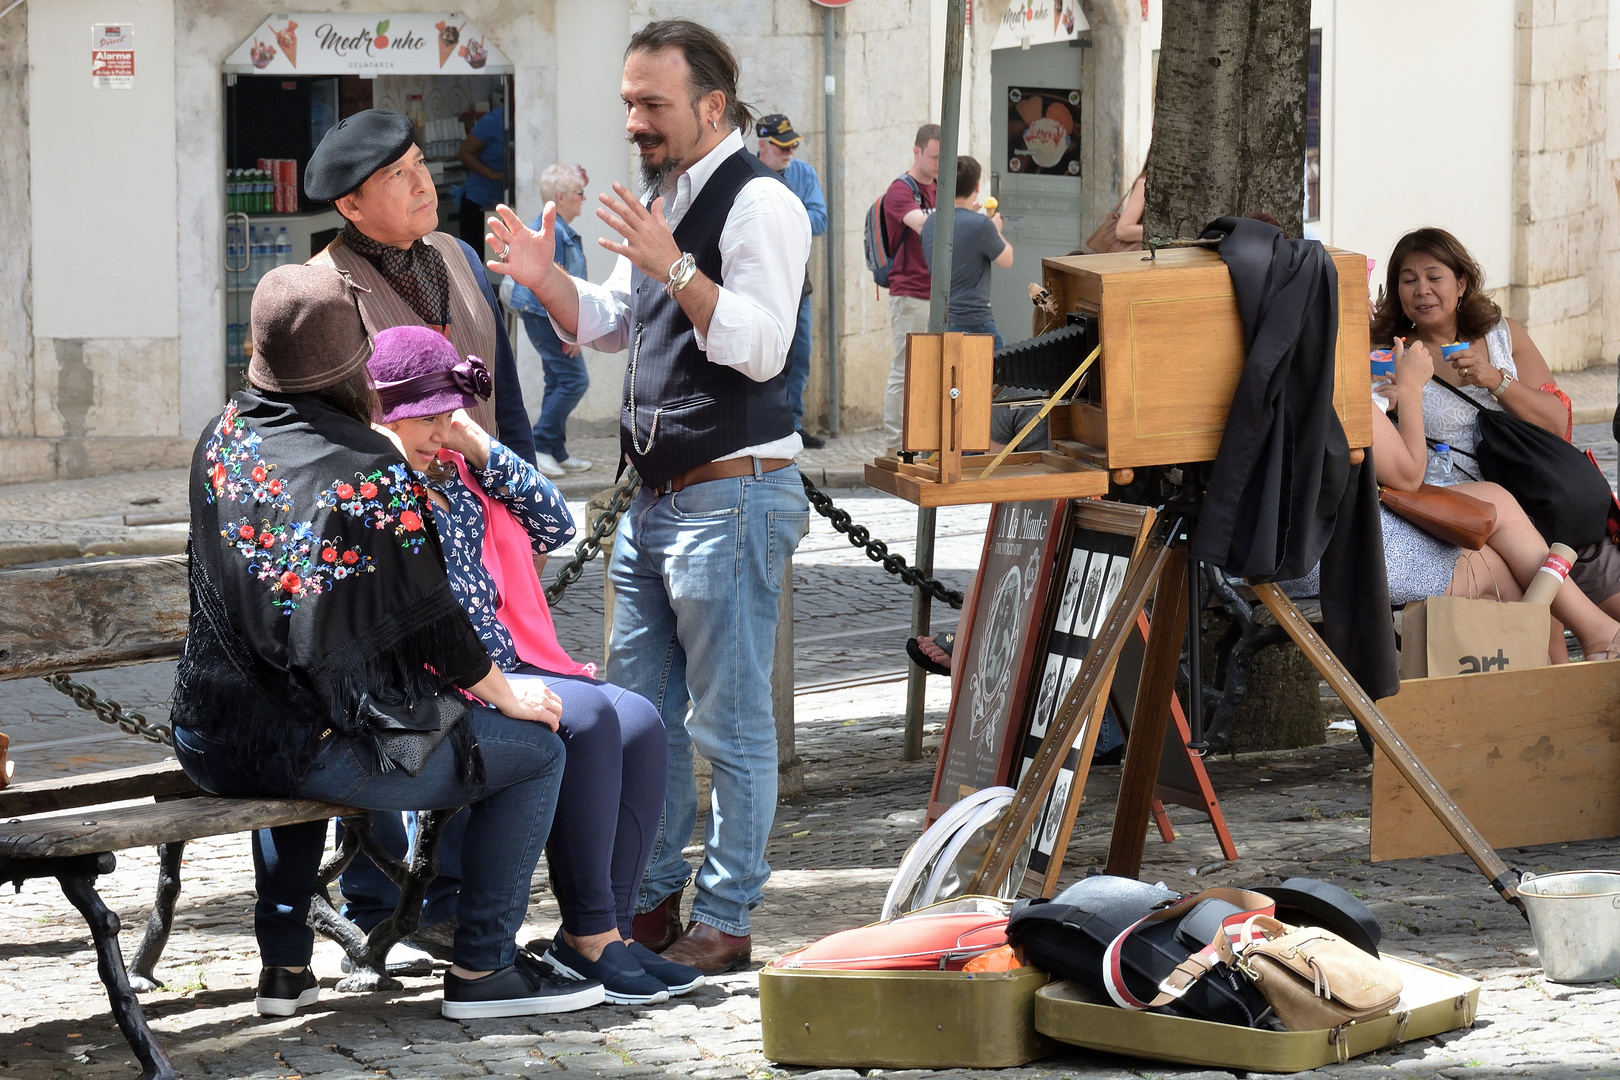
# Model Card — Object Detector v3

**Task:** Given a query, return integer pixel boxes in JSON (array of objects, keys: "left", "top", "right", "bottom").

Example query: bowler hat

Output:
[{"left": 248, "top": 265, "right": 373, "bottom": 394}]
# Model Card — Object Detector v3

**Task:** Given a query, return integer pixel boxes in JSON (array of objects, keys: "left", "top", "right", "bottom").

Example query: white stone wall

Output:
[
  {"left": 1510, "top": 0, "right": 1616, "bottom": 372},
  {"left": 0, "top": 8, "right": 36, "bottom": 476}
]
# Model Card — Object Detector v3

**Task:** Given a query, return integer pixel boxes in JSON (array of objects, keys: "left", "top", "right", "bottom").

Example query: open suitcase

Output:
[{"left": 1034, "top": 956, "right": 1479, "bottom": 1072}]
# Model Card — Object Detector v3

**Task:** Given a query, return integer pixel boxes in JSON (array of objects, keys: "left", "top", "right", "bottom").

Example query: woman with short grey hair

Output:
[{"left": 510, "top": 163, "right": 592, "bottom": 478}]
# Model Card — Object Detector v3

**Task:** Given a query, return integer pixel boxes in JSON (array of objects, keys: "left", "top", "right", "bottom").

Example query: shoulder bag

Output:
[
  {"left": 1235, "top": 916, "right": 1404, "bottom": 1031},
  {"left": 1432, "top": 377, "right": 1611, "bottom": 549},
  {"left": 1377, "top": 483, "right": 1496, "bottom": 550}
]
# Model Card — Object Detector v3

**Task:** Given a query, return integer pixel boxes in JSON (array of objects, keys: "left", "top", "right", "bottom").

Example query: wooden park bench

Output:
[{"left": 0, "top": 555, "right": 460, "bottom": 1080}]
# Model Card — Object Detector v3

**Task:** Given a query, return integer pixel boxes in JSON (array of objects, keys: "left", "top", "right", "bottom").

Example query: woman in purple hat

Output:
[{"left": 355, "top": 325, "right": 698, "bottom": 1005}]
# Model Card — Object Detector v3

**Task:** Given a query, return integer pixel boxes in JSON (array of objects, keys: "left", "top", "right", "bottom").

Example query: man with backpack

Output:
[{"left": 872, "top": 124, "right": 940, "bottom": 455}]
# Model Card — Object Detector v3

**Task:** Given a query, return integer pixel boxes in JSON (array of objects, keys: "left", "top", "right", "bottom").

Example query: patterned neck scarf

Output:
[{"left": 341, "top": 223, "right": 451, "bottom": 327}]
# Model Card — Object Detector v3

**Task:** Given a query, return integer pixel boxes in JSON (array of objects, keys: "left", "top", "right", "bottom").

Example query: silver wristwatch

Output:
[
  {"left": 665, "top": 252, "right": 698, "bottom": 296},
  {"left": 1489, "top": 371, "right": 1514, "bottom": 400}
]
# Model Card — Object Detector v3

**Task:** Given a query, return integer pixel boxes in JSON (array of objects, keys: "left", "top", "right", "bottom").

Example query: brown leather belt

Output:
[{"left": 650, "top": 457, "right": 793, "bottom": 496}]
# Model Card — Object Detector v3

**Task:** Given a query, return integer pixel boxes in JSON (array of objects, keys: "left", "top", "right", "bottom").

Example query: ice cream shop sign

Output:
[{"left": 224, "top": 13, "right": 513, "bottom": 75}]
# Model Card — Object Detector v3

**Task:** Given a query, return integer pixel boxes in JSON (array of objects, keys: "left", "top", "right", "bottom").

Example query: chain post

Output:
[
  {"left": 903, "top": 508, "right": 937, "bottom": 761},
  {"left": 43, "top": 673, "right": 174, "bottom": 746},
  {"left": 800, "top": 475, "right": 963, "bottom": 608}
]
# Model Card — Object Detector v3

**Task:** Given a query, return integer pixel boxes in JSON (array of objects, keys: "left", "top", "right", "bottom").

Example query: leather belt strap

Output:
[{"left": 650, "top": 457, "right": 793, "bottom": 497}]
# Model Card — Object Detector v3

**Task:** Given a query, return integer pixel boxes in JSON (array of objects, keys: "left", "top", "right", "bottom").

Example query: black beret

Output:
[{"left": 305, "top": 109, "right": 417, "bottom": 202}]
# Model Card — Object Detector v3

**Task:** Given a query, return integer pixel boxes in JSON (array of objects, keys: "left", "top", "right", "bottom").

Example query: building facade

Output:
[{"left": 1, "top": 0, "right": 1615, "bottom": 483}]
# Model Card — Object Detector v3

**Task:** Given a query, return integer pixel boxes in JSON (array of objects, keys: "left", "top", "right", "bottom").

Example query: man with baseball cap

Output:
[
  {"left": 302, "top": 109, "right": 538, "bottom": 959},
  {"left": 755, "top": 113, "right": 827, "bottom": 448},
  {"left": 303, "top": 109, "right": 535, "bottom": 464}
]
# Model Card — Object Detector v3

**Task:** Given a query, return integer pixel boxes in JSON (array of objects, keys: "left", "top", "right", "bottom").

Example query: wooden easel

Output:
[{"left": 965, "top": 520, "right": 1528, "bottom": 916}]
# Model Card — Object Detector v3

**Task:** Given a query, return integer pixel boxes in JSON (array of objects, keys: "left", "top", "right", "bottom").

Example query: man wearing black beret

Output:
[
  {"left": 304, "top": 109, "right": 535, "bottom": 464},
  {"left": 302, "top": 109, "right": 538, "bottom": 973}
]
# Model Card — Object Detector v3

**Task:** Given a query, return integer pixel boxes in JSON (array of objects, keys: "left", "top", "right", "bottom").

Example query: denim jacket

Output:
[{"left": 508, "top": 215, "right": 587, "bottom": 318}]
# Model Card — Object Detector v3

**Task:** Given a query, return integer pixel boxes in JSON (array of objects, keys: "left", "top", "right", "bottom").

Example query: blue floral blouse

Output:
[{"left": 423, "top": 440, "right": 576, "bottom": 671}]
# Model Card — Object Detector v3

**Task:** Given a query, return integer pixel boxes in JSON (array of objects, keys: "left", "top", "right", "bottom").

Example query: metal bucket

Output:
[{"left": 1518, "top": 871, "right": 1620, "bottom": 983}]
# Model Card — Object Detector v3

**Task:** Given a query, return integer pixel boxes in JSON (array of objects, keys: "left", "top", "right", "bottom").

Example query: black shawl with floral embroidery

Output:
[{"left": 171, "top": 390, "right": 493, "bottom": 791}]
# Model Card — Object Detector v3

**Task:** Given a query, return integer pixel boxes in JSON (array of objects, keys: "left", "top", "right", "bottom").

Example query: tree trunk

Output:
[{"left": 1144, "top": 0, "right": 1310, "bottom": 242}]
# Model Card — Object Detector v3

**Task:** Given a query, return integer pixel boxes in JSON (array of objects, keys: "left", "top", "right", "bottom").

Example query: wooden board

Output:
[
  {"left": 1371, "top": 664, "right": 1620, "bottom": 861},
  {"left": 0, "top": 796, "right": 354, "bottom": 859},
  {"left": 1039, "top": 247, "right": 1372, "bottom": 468},
  {"left": 0, "top": 555, "right": 188, "bottom": 680},
  {"left": 865, "top": 453, "right": 1109, "bottom": 507},
  {"left": 0, "top": 760, "right": 197, "bottom": 818},
  {"left": 902, "top": 332, "right": 994, "bottom": 453}
]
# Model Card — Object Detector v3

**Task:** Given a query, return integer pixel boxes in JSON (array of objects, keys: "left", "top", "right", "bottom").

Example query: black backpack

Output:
[{"left": 864, "top": 175, "right": 923, "bottom": 288}]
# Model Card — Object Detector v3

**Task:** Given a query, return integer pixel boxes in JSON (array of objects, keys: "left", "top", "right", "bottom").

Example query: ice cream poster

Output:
[
  {"left": 1007, "top": 87, "right": 1081, "bottom": 176},
  {"left": 224, "top": 14, "right": 510, "bottom": 74}
]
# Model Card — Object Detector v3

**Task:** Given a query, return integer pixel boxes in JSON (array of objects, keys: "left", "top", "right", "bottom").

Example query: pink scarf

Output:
[{"left": 446, "top": 450, "right": 595, "bottom": 679}]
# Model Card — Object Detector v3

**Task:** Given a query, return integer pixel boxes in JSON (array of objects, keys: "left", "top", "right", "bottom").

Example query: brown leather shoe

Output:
[
  {"left": 658, "top": 920, "right": 752, "bottom": 975},
  {"left": 630, "top": 888, "right": 684, "bottom": 953}
]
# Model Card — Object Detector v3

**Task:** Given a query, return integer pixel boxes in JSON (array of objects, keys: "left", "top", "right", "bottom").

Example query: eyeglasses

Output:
[{"left": 565, "top": 190, "right": 586, "bottom": 198}]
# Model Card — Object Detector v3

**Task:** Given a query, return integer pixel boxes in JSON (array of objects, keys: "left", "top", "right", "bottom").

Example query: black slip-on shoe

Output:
[
  {"left": 441, "top": 951, "right": 605, "bottom": 1019},
  {"left": 627, "top": 940, "right": 705, "bottom": 995},
  {"left": 256, "top": 966, "right": 319, "bottom": 1017},
  {"left": 541, "top": 939, "right": 669, "bottom": 1005}
]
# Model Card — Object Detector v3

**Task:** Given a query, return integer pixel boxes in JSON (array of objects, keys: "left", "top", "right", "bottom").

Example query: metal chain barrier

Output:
[
  {"left": 43, "top": 672, "right": 174, "bottom": 747},
  {"left": 544, "top": 469, "right": 641, "bottom": 605},
  {"left": 801, "top": 474, "right": 964, "bottom": 609}
]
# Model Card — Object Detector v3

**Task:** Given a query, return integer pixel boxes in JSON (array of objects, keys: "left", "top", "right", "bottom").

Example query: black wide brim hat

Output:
[{"left": 305, "top": 109, "right": 417, "bottom": 202}]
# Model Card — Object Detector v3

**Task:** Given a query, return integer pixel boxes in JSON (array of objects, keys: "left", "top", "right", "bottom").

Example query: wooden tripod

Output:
[{"left": 967, "top": 520, "right": 1527, "bottom": 916}]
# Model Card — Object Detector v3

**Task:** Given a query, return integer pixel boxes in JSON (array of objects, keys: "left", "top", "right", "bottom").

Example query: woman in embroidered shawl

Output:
[
  {"left": 170, "top": 265, "right": 602, "bottom": 1021},
  {"left": 350, "top": 325, "right": 693, "bottom": 1004}
]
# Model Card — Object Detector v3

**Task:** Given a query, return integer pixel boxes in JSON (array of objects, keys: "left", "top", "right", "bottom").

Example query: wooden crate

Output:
[
  {"left": 1371, "top": 663, "right": 1620, "bottom": 862},
  {"left": 1039, "top": 247, "right": 1372, "bottom": 469}
]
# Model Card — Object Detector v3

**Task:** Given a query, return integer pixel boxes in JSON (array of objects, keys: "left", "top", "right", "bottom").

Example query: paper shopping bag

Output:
[{"left": 1399, "top": 595, "right": 1551, "bottom": 680}]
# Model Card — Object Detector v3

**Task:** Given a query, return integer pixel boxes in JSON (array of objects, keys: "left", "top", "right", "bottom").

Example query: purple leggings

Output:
[{"left": 339, "top": 672, "right": 668, "bottom": 938}]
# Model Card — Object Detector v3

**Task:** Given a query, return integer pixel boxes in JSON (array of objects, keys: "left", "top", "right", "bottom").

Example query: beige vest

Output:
[{"left": 313, "top": 231, "right": 501, "bottom": 435}]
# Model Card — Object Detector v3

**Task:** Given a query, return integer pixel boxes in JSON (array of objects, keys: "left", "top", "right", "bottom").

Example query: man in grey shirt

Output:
[{"left": 920, "top": 155, "right": 1013, "bottom": 346}]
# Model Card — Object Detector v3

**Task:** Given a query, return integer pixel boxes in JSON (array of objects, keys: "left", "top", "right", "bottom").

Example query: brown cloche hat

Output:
[{"left": 247, "top": 265, "right": 373, "bottom": 394}]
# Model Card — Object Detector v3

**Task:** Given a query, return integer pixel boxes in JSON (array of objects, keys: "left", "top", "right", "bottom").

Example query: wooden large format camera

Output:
[{"left": 866, "top": 247, "right": 1373, "bottom": 507}]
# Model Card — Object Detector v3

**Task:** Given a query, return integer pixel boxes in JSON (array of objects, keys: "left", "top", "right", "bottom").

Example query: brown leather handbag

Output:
[
  {"left": 1238, "top": 918, "right": 1404, "bottom": 1031},
  {"left": 1378, "top": 483, "right": 1497, "bottom": 550}
]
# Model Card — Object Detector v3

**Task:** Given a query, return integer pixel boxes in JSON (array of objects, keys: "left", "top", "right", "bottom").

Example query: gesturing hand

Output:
[
  {"left": 485, "top": 202, "right": 558, "bottom": 289},
  {"left": 597, "top": 181, "right": 683, "bottom": 283}
]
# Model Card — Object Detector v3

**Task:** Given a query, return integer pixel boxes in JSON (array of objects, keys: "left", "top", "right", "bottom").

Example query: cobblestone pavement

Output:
[{"left": 6, "top": 472, "right": 1620, "bottom": 1078}]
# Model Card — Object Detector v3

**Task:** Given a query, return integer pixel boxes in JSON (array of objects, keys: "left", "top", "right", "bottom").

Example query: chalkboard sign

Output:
[
  {"left": 928, "top": 500, "right": 1067, "bottom": 821},
  {"left": 1012, "top": 500, "right": 1154, "bottom": 895}
]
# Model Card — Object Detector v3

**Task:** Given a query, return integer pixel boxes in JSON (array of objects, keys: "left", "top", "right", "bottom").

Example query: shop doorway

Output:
[
  {"left": 221, "top": 14, "right": 513, "bottom": 389},
  {"left": 989, "top": 41, "right": 1086, "bottom": 344}
]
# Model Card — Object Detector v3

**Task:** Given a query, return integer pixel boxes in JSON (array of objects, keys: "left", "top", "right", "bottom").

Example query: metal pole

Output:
[
  {"left": 903, "top": 0, "right": 968, "bottom": 761},
  {"left": 823, "top": 6, "right": 840, "bottom": 436}
]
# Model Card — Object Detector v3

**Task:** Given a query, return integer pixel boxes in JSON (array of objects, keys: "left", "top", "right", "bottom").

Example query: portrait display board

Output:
[
  {"left": 1007, "top": 86, "right": 1081, "bottom": 176},
  {"left": 929, "top": 500, "right": 1067, "bottom": 822},
  {"left": 1013, "top": 501, "right": 1152, "bottom": 895}
]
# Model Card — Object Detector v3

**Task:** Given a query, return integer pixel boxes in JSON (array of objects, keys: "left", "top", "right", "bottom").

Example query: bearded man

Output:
[{"left": 488, "top": 18, "right": 811, "bottom": 976}]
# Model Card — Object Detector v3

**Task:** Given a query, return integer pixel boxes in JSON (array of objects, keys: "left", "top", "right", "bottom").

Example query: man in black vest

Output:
[{"left": 488, "top": 19, "right": 811, "bottom": 975}]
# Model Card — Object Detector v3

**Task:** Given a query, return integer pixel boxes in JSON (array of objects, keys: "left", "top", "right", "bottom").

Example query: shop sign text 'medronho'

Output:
[{"left": 224, "top": 14, "right": 513, "bottom": 76}]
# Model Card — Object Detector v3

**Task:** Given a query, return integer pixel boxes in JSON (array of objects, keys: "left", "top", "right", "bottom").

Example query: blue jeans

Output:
[
  {"left": 523, "top": 312, "right": 590, "bottom": 462},
  {"left": 785, "top": 294, "right": 813, "bottom": 431},
  {"left": 174, "top": 706, "right": 565, "bottom": 972},
  {"left": 339, "top": 675, "right": 668, "bottom": 939},
  {"left": 949, "top": 318, "right": 1003, "bottom": 351},
  {"left": 610, "top": 463, "right": 810, "bottom": 936}
]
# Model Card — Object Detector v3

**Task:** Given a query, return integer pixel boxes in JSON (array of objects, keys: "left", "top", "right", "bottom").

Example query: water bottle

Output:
[
  {"left": 274, "top": 227, "right": 293, "bottom": 267},
  {"left": 1434, "top": 443, "right": 1453, "bottom": 481},
  {"left": 250, "top": 226, "right": 270, "bottom": 285}
]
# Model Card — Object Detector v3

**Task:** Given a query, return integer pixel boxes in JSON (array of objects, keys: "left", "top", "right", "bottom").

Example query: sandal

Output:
[
  {"left": 1582, "top": 627, "right": 1620, "bottom": 662},
  {"left": 906, "top": 631, "right": 955, "bottom": 677}
]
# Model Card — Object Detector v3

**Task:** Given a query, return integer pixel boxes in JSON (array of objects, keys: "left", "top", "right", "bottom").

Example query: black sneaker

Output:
[
  {"left": 798, "top": 431, "right": 826, "bottom": 449},
  {"left": 540, "top": 938, "right": 669, "bottom": 1005},
  {"left": 256, "top": 967, "right": 319, "bottom": 1017},
  {"left": 441, "top": 951, "right": 605, "bottom": 1019},
  {"left": 627, "top": 940, "right": 705, "bottom": 995}
]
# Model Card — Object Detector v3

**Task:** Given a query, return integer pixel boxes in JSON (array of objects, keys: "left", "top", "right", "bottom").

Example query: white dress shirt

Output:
[{"left": 554, "top": 129, "right": 812, "bottom": 462}]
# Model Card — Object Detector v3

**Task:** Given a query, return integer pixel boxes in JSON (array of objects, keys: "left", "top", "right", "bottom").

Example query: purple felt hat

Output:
[{"left": 367, "top": 325, "right": 493, "bottom": 423}]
